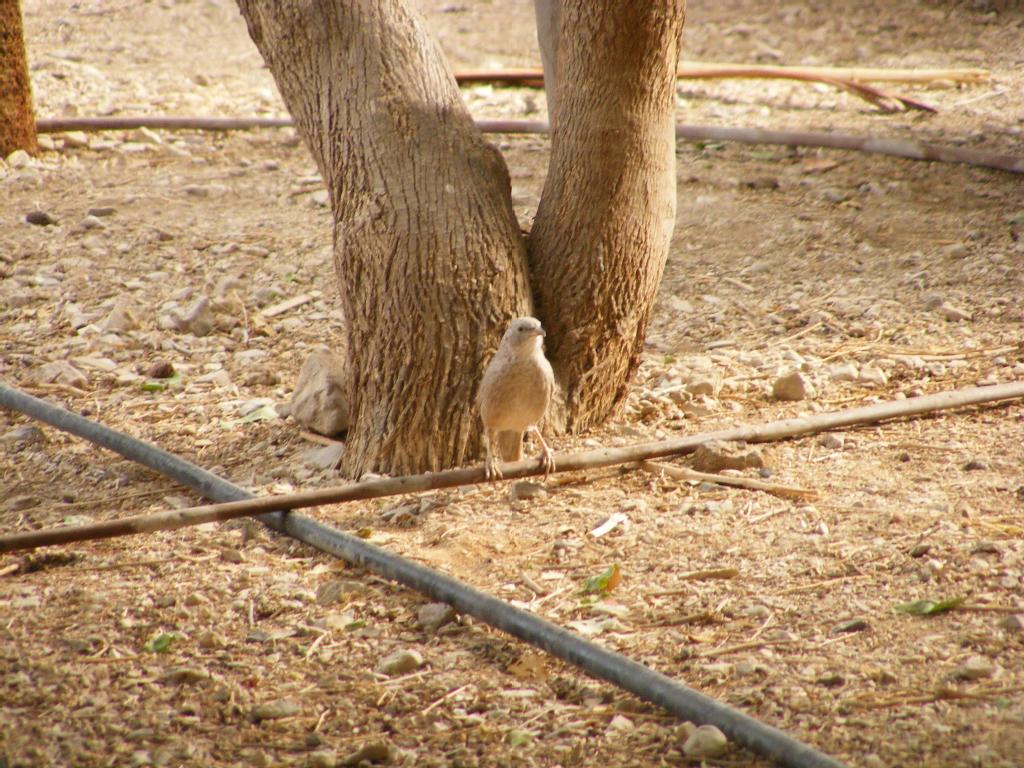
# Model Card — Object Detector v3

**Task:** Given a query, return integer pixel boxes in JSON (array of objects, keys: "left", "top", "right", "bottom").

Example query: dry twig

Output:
[{"left": 642, "top": 460, "right": 818, "bottom": 500}]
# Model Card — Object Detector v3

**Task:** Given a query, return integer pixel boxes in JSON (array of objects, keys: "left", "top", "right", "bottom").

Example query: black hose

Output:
[{"left": 0, "top": 382, "right": 847, "bottom": 768}]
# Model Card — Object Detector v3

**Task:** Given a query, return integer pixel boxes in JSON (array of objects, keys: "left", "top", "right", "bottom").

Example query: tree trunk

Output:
[
  {"left": 529, "top": 1, "right": 686, "bottom": 431},
  {"left": 236, "top": 1, "right": 532, "bottom": 476},
  {"left": 0, "top": 0, "right": 38, "bottom": 157}
]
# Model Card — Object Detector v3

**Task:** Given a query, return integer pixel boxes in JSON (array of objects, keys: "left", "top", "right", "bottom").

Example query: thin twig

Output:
[
  {"left": 4, "top": 382, "right": 1024, "bottom": 553},
  {"left": 699, "top": 638, "right": 795, "bottom": 659},
  {"left": 643, "top": 460, "right": 818, "bottom": 500},
  {"left": 33, "top": 117, "right": 1024, "bottom": 175}
]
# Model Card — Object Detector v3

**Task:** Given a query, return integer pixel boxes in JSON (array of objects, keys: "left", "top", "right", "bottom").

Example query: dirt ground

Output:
[{"left": 2, "top": 1, "right": 1023, "bottom": 767}]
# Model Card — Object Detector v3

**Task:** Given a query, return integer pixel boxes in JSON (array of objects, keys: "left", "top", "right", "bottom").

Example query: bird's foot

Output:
[
  {"left": 538, "top": 445, "right": 555, "bottom": 477},
  {"left": 484, "top": 457, "right": 503, "bottom": 481}
]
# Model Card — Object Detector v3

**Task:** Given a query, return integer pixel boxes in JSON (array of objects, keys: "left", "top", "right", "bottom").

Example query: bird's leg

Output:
[
  {"left": 483, "top": 429, "right": 503, "bottom": 480},
  {"left": 529, "top": 426, "right": 555, "bottom": 477}
]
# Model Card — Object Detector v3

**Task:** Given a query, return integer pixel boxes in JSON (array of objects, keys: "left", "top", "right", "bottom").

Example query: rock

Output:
[
  {"left": 772, "top": 371, "right": 814, "bottom": 401},
  {"left": 858, "top": 365, "right": 888, "bottom": 386},
  {"left": 5, "top": 495, "right": 38, "bottom": 512},
  {"left": 0, "top": 425, "right": 46, "bottom": 449},
  {"left": 828, "top": 362, "right": 859, "bottom": 382},
  {"left": 79, "top": 214, "right": 105, "bottom": 230},
  {"left": 280, "top": 349, "right": 350, "bottom": 436},
  {"left": 692, "top": 440, "right": 764, "bottom": 472},
  {"left": 36, "top": 360, "right": 87, "bottom": 389},
  {"left": 25, "top": 210, "right": 58, "bottom": 226},
  {"left": 378, "top": 648, "right": 424, "bottom": 676},
  {"left": 6, "top": 149, "right": 31, "bottom": 168},
  {"left": 162, "top": 666, "right": 209, "bottom": 685},
  {"left": 100, "top": 303, "right": 138, "bottom": 333},
  {"left": 955, "top": 656, "right": 994, "bottom": 681},
  {"left": 339, "top": 742, "right": 394, "bottom": 767},
  {"left": 999, "top": 614, "right": 1024, "bottom": 633},
  {"left": 821, "top": 188, "right": 850, "bottom": 204},
  {"left": 682, "top": 724, "right": 729, "bottom": 759},
  {"left": 909, "top": 543, "right": 931, "bottom": 558},
  {"left": 685, "top": 376, "right": 721, "bottom": 397},
  {"left": 177, "top": 297, "right": 214, "bottom": 337},
  {"left": 250, "top": 699, "right": 301, "bottom": 722},
  {"left": 417, "top": 603, "right": 455, "bottom": 632},
  {"left": 963, "top": 459, "right": 988, "bottom": 471},
  {"left": 509, "top": 481, "right": 547, "bottom": 501},
  {"left": 316, "top": 579, "right": 365, "bottom": 606},
  {"left": 831, "top": 618, "right": 869, "bottom": 634},
  {"left": 936, "top": 301, "right": 971, "bottom": 322},
  {"left": 219, "top": 547, "right": 243, "bottom": 564},
  {"left": 307, "top": 751, "right": 336, "bottom": 768},
  {"left": 303, "top": 443, "right": 345, "bottom": 471},
  {"left": 88, "top": 206, "right": 116, "bottom": 217},
  {"left": 817, "top": 432, "right": 844, "bottom": 450},
  {"left": 61, "top": 131, "right": 90, "bottom": 149},
  {"left": 129, "top": 127, "right": 163, "bottom": 145}
]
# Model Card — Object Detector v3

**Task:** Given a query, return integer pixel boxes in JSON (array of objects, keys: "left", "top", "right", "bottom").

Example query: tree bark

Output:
[
  {"left": 236, "top": 0, "right": 531, "bottom": 476},
  {"left": 0, "top": 0, "right": 38, "bottom": 156},
  {"left": 529, "top": 1, "right": 686, "bottom": 432}
]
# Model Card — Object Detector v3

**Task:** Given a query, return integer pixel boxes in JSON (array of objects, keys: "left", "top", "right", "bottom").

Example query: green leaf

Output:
[
  {"left": 748, "top": 150, "right": 777, "bottom": 161},
  {"left": 344, "top": 620, "right": 367, "bottom": 631},
  {"left": 221, "top": 403, "right": 278, "bottom": 429},
  {"left": 144, "top": 632, "right": 177, "bottom": 653},
  {"left": 140, "top": 372, "right": 182, "bottom": 392},
  {"left": 582, "top": 564, "right": 621, "bottom": 596},
  {"left": 506, "top": 729, "right": 535, "bottom": 748},
  {"left": 894, "top": 596, "right": 966, "bottom": 616}
]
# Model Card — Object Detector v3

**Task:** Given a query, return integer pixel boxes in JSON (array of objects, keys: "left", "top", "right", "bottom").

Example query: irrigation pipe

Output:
[
  {"left": 0, "top": 381, "right": 845, "bottom": 768},
  {"left": 5, "top": 381, "right": 1024, "bottom": 554},
  {"left": 34, "top": 117, "right": 1024, "bottom": 176}
]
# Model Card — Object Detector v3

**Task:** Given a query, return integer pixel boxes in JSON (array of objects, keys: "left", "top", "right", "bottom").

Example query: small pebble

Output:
[
  {"left": 963, "top": 459, "right": 988, "bottom": 471},
  {"left": 955, "top": 655, "right": 994, "bottom": 681},
  {"left": 817, "top": 432, "right": 844, "bottom": 450},
  {"left": 682, "top": 724, "right": 729, "bottom": 758},
  {"left": 772, "top": 371, "right": 813, "bottom": 401},
  {"left": 909, "top": 543, "right": 931, "bottom": 558},
  {"left": 828, "top": 362, "right": 859, "bottom": 382},
  {"left": 509, "top": 481, "right": 547, "bottom": 501},
  {"left": 999, "top": 614, "right": 1024, "bottom": 633},
  {"left": 378, "top": 648, "right": 424, "bottom": 676},
  {"left": 339, "top": 742, "right": 394, "bottom": 767},
  {"left": 25, "top": 210, "right": 58, "bottom": 226},
  {"left": 250, "top": 699, "right": 300, "bottom": 721},
  {"left": 831, "top": 618, "right": 869, "bottom": 634},
  {"left": 417, "top": 603, "right": 455, "bottom": 633}
]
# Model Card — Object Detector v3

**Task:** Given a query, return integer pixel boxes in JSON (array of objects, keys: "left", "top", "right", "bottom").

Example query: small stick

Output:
[
  {"left": 699, "top": 638, "right": 795, "bottom": 659},
  {"left": 3, "top": 382, "right": 1024, "bottom": 553},
  {"left": 451, "top": 64, "right": 989, "bottom": 86},
  {"left": 34, "top": 117, "right": 1024, "bottom": 175},
  {"left": 642, "top": 460, "right": 818, "bottom": 500}
]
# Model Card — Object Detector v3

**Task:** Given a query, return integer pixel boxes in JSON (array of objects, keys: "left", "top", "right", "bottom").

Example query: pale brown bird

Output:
[{"left": 477, "top": 316, "right": 556, "bottom": 480}]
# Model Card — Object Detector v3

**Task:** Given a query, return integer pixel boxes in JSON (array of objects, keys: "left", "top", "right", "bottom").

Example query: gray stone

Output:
[
  {"left": 36, "top": 360, "right": 87, "bottom": 389},
  {"left": 817, "top": 432, "right": 845, "bottom": 450},
  {"left": 692, "top": 440, "right": 764, "bottom": 472},
  {"left": 0, "top": 425, "right": 46, "bottom": 448},
  {"left": 250, "top": 699, "right": 300, "bottom": 722},
  {"left": 339, "top": 742, "right": 394, "bottom": 767},
  {"left": 378, "top": 648, "right": 424, "bottom": 676},
  {"left": 25, "top": 210, "right": 58, "bottom": 226},
  {"left": 682, "top": 724, "right": 728, "bottom": 758},
  {"left": 509, "top": 481, "right": 547, "bottom": 501},
  {"left": 417, "top": 603, "right": 455, "bottom": 632},
  {"left": 772, "top": 371, "right": 814, "bottom": 401},
  {"left": 280, "top": 349, "right": 350, "bottom": 436}
]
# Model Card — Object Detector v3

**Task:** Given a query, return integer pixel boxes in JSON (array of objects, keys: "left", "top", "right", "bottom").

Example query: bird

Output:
[{"left": 477, "top": 316, "right": 556, "bottom": 480}]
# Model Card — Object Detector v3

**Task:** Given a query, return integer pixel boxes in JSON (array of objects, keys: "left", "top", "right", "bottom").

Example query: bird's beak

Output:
[{"left": 535, "top": 328, "right": 546, "bottom": 338}]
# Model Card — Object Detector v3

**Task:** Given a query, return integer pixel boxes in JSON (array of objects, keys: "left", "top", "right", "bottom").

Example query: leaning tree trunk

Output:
[
  {"left": 0, "top": 0, "right": 38, "bottom": 156},
  {"left": 236, "top": 1, "right": 532, "bottom": 476},
  {"left": 529, "top": 1, "right": 686, "bottom": 431}
]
